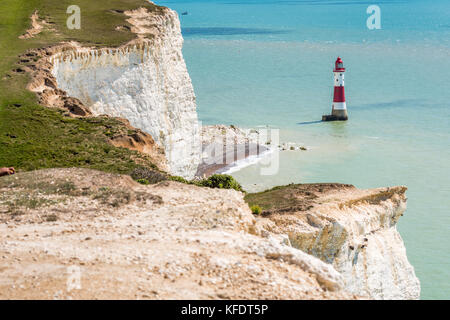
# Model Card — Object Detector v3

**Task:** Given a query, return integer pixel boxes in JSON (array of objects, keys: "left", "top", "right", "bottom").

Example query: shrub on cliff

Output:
[
  {"left": 196, "top": 174, "right": 243, "bottom": 192},
  {"left": 131, "top": 167, "right": 167, "bottom": 184},
  {"left": 169, "top": 176, "right": 191, "bottom": 184},
  {"left": 136, "top": 178, "right": 150, "bottom": 185},
  {"left": 250, "top": 205, "right": 262, "bottom": 215},
  {"left": 168, "top": 174, "right": 244, "bottom": 192}
]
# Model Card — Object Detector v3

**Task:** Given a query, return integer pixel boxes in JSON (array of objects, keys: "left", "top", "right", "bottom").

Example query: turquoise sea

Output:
[{"left": 158, "top": 0, "right": 450, "bottom": 299}]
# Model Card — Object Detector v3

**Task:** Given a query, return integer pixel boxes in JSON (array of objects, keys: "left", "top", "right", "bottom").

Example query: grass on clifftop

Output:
[
  {"left": 0, "top": 0, "right": 164, "bottom": 175},
  {"left": 0, "top": 104, "right": 158, "bottom": 174},
  {"left": 244, "top": 184, "right": 304, "bottom": 213},
  {"left": 244, "top": 183, "right": 353, "bottom": 215},
  {"left": 0, "top": 0, "right": 164, "bottom": 104}
]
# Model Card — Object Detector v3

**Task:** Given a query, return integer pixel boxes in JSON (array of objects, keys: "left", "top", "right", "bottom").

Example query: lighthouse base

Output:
[
  {"left": 322, "top": 114, "right": 348, "bottom": 121},
  {"left": 322, "top": 109, "right": 348, "bottom": 121},
  {"left": 322, "top": 115, "right": 346, "bottom": 121}
]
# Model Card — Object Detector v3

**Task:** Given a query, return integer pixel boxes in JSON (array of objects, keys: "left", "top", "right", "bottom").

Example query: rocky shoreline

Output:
[{"left": 196, "top": 125, "right": 270, "bottom": 178}]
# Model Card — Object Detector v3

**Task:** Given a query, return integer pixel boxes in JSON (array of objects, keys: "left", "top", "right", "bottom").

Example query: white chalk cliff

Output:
[
  {"left": 256, "top": 184, "right": 421, "bottom": 299},
  {"left": 50, "top": 8, "right": 200, "bottom": 178}
]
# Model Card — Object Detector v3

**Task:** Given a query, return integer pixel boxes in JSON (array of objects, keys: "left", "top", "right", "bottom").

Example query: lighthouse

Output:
[{"left": 322, "top": 57, "right": 348, "bottom": 121}]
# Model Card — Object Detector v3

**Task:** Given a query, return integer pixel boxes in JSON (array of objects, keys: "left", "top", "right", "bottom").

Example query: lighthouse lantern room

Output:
[{"left": 322, "top": 57, "right": 348, "bottom": 121}]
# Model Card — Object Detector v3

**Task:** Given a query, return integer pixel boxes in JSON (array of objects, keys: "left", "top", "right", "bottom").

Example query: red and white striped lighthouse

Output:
[{"left": 323, "top": 57, "right": 348, "bottom": 121}]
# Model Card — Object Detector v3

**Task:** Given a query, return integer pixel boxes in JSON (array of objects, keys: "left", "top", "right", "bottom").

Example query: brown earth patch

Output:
[
  {"left": 245, "top": 183, "right": 355, "bottom": 216},
  {"left": 19, "top": 11, "right": 55, "bottom": 40}
]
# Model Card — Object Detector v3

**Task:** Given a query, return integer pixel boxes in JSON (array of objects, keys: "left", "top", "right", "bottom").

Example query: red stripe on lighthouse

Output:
[{"left": 333, "top": 87, "right": 345, "bottom": 103}]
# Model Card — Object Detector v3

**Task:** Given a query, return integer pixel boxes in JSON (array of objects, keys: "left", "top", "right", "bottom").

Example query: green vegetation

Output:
[
  {"left": 197, "top": 174, "right": 243, "bottom": 192},
  {"left": 0, "top": 0, "right": 165, "bottom": 175},
  {"left": 245, "top": 185, "right": 292, "bottom": 212},
  {"left": 0, "top": 0, "right": 164, "bottom": 105},
  {"left": 92, "top": 187, "right": 134, "bottom": 207},
  {"left": 136, "top": 178, "right": 150, "bottom": 185},
  {"left": 6, "top": 195, "right": 58, "bottom": 212},
  {"left": 169, "top": 174, "right": 244, "bottom": 192},
  {"left": 169, "top": 176, "right": 191, "bottom": 184},
  {"left": 130, "top": 166, "right": 244, "bottom": 192},
  {"left": 0, "top": 173, "right": 80, "bottom": 198},
  {"left": 244, "top": 183, "right": 320, "bottom": 214},
  {"left": 250, "top": 204, "right": 262, "bottom": 215},
  {"left": 0, "top": 169, "right": 165, "bottom": 215},
  {"left": 131, "top": 167, "right": 168, "bottom": 184},
  {"left": 0, "top": 1, "right": 246, "bottom": 195},
  {"left": 0, "top": 104, "right": 157, "bottom": 174}
]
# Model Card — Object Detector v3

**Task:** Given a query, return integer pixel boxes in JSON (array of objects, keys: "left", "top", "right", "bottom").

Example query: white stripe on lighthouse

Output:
[{"left": 333, "top": 102, "right": 347, "bottom": 110}]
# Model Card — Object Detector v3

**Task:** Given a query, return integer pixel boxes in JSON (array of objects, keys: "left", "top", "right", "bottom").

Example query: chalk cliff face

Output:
[
  {"left": 252, "top": 184, "right": 421, "bottom": 300},
  {"left": 50, "top": 8, "right": 200, "bottom": 178}
]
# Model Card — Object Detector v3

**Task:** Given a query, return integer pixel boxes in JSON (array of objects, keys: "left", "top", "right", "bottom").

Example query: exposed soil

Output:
[
  {"left": 19, "top": 11, "right": 54, "bottom": 40},
  {"left": 0, "top": 168, "right": 356, "bottom": 300},
  {"left": 245, "top": 183, "right": 356, "bottom": 216}
]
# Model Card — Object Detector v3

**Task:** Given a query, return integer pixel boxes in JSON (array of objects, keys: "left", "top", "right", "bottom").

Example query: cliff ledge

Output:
[{"left": 246, "top": 183, "right": 420, "bottom": 299}]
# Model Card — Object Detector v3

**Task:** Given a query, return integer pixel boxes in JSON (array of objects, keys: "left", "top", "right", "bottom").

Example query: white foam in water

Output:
[{"left": 218, "top": 147, "right": 275, "bottom": 175}]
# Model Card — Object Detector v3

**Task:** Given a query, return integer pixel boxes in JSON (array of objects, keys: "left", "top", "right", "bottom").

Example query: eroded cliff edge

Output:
[
  {"left": 0, "top": 168, "right": 353, "bottom": 300},
  {"left": 0, "top": 169, "right": 420, "bottom": 299},
  {"left": 247, "top": 184, "right": 421, "bottom": 299},
  {"left": 27, "top": 7, "right": 200, "bottom": 179}
]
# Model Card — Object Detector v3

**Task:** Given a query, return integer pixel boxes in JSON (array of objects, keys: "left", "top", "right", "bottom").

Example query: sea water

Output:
[{"left": 158, "top": 0, "right": 450, "bottom": 299}]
